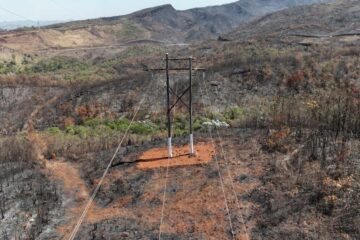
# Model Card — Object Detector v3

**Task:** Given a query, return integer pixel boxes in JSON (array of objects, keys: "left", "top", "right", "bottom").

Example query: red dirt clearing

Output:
[{"left": 137, "top": 142, "right": 215, "bottom": 169}]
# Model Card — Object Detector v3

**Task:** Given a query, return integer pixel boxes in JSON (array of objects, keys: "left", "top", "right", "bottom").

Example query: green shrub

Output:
[
  {"left": 83, "top": 118, "right": 102, "bottom": 128},
  {"left": 193, "top": 120, "right": 202, "bottom": 131},
  {"left": 174, "top": 114, "right": 187, "bottom": 129},
  {"left": 0, "top": 60, "right": 18, "bottom": 74},
  {"left": 46, "top": 127, "right": 62, "bottom": 134},
  {"left": 206, "top": 111, "right": 227, "bottom": 122},
  {"left": 105, "top": 118, "right": 130, "bottom": 131},
  {"left": 174, "top": 128, "right": 187, "bottom": 137},
  {"left": 130, "top": 122, "right": 155, "bottom": 135},
  {"left": 65, "top": 126, "right": 76, "bottom": 135},
  {"left": 63, "top": 126, "right": 91, "bottom": 137},
  {"left": 193, "top": 116, "right": 211, "bottom": 131},
  {"left": 224, "top": 106, "right": 246, "bottom": 120},
  {"left": 30, "top": 56, "right": 90, "bottom": 73},
  {"left": 74, "top": 126, "right": 90, "bottom": 137}
]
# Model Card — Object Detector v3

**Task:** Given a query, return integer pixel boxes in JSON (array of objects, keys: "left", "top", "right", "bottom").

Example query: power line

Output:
[
  {"left": 0, "top": 6, "right": 34, "bottom": 22},
  {"left": 200, "top": 74, "right": 250, "bottom": 240},
  {"left": 158, "top": 149, "right": 171, "bottom": 240},
  {"left": 158, "top": 78, "right": 179, "bottom": 239},
  {"left": 214, "top": 130, "right": 250, "bottom": 240},
  {"left": 198, "top": 77, "right": 235, "bottom": 239},
  {"left": 208, "top": 126, "right": 236, "bottom": 239},
  {"left": 159, "top": 74, "right": 236, "bottom": 239},
  {"left": 67, "top": 75, "right": 153, "bottom": 240}
]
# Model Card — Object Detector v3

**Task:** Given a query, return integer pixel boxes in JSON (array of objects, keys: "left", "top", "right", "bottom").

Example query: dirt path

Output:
[
  {"left": 46, "top": 160, "right": 89, "bottom": 203},
  {"left": 42, "top": 133, "right": 265, "bottom": 239},
  {"left": 46, "top": 159, "right": 134, "bottom": 239},
  {"left": 23, "top": 92, "right": 65, "bottom": 130},
  {"left": 46, "top": 159, "right": 90, "bottom": 239}
]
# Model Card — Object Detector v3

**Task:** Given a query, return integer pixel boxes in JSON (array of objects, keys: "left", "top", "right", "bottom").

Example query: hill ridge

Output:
[{"left": 0, "top": 0, "right": 333, "bottom": 52}]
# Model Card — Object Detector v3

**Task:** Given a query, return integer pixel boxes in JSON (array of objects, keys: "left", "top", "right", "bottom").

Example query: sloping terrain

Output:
[
  {"left": 0, "top": 86, "right": 65, "bottom": 133},
  {"left": 0, "top": 131, "right": 268, "bottom": 239},
  {"left": 226, "top": 0, "right": 359, "bottom": 44},
  {"left": 0, "top": 0, "right": 330, "bottom": 53},
  {"left": 124, "top": 0, "right": 331, "bottom": 42},
  {"left": 0, "top": 0, "right": 360, "bottom": 239}
]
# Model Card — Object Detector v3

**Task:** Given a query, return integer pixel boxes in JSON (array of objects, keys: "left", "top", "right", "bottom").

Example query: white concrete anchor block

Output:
[
  {"left": 190, "top": 134, "right": 194, "bottom": 155},
  {"left": 168, "top": 137, "right": 173, "bottom": 158}
]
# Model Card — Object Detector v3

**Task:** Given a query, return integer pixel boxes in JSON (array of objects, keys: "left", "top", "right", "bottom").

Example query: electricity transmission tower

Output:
[{"left": 148, "top": 53, "right": 205, "bottom": 158}]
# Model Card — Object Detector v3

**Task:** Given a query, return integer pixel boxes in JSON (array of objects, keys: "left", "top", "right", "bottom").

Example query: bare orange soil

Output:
[
  {"left": 46, "top": 160, "right": 89, "bottom": 202},
  {"left": 46, "top": 160, "right": 134, "bottom": 239},
  {"left": 43, "top": 137, "right": 263, "bottom": 239},
  {"left": 137, "top": 142, "right": 215, "bottom": 169}
]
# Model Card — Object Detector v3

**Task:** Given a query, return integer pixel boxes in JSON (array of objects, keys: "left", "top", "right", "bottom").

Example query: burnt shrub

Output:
[{"left": 0, "top": 136, "right": 37, "bottom": 165}]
